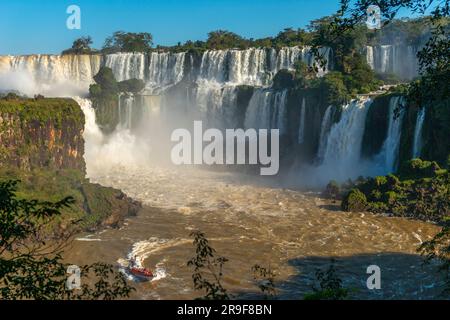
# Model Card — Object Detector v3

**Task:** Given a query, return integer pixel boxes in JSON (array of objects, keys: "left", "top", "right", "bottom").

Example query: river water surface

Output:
[{"left": 64, "top": 165, "right": 445, "bottom": 299}]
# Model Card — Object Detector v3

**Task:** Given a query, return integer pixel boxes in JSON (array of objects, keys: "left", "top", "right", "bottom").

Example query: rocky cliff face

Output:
[
  {"left": 0, "top": 98, "right": 85, "bottom": 171},
  {"left": 0, "top": 96, "right": 141, "bottom": 231}
]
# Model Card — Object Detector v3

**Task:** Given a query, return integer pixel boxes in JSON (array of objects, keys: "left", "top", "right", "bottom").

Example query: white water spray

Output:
[{"left": 412, "top": 107, "right": 426, "bottom": 158}]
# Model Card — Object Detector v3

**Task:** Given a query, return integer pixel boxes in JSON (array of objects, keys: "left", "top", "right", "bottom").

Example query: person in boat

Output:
[{"left": 130, "top": 256, "right": 137, "bottom": 267}]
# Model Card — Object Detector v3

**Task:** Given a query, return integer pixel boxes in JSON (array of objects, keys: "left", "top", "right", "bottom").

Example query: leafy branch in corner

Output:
[
  {"left": 0, "top": 179, "right": 134, "bottom": 300},
  {"left": 187, "top": 231, "right": 229, "bottom": 300},
  {"left": 418, "top": 218, "right": 450, "bottom": 295},
  {"left": 252, "top": 264, "right": 277, "bottom": 299}
]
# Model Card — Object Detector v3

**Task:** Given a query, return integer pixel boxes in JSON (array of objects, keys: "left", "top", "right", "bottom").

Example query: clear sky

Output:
[{"left": 0, "top": 0, "right": 342, "bottom": 55}]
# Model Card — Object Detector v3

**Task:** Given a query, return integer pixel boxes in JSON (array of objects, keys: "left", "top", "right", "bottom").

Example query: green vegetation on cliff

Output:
[
  {"left": 89, "top": 67, "right": 145, "bottom": 133},
  {"left": 0, "top": 96, "right": 141, "bottom": 231},
  {"left": 62, "top": 36, "right": 98, "bottom": 55},
  {"left": 0, "top": 97, "right": 84, "bottom": 127},
  {"left": 0, "top": 96, "right": 85, "bottom": 171},
  {"left": 340, "top": 159, "right": 449, "bottom": 223},
  {"left": 102, "top": 31, "right": 153, "bottom": 53},
  {"left": 0, "top": 167, "right": 140, "bottom": 232}
]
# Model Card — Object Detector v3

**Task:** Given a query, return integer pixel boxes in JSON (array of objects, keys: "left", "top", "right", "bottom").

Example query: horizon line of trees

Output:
[{"left": 61, "top": 15, "right": 444, "bottom": 55}]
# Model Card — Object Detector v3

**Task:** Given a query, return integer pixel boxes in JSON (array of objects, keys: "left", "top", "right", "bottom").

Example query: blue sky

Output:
[{"left": 0, "top": 0, "right": 342, "bottom": 55}]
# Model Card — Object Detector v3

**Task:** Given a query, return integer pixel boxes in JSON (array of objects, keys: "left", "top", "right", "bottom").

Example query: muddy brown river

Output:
[{"left": 64, "top": 165, "right": 445, "bottom": 299}]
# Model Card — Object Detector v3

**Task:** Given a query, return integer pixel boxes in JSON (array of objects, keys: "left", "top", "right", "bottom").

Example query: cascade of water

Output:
[
  {"left": 228, "top": 48, "right": 268, "bottom": 85},
  {"left": 199, "top": 50, "right": 228, "bottom": 83},
  {"left": 321, "top": 99, "right": 372, "bottom": 174},
  {"left": 118, "top": 95, "right": 134, "bottom": 129},
  {"left": 244, "top": 89, "right": 288, "bottom": 133},
  {"left": 317, "top": 105, "right": 334, "bottom": 162},
  {"left": 74, "top": 96, "right": 151, "bottom": 175},
  {"left": 193, "top": 84, "right": 237, "bottom": 127},
  {"left": 377, "top": 96, "right": 405, "bottom": 172},
  {"left": 244, "top": 89, "right": 272, "bottom": 130},
  {"left": 366, "top": 44, "right": 419, "bottom": 80},
  {"left": 412, "top": 107, "right": 426, "bottom": 158},
  {"left": 380, "top": 45, "right": 391, "bottom": 73},
  {"left": 72, "top": 96, "right": 103, "bottom": 149},
  {"left": 0, "top": 54, "right": 102, "bottom": 95},
  {"left": 147, "top": 52, "right": 186, "bottom": 90},
  {"left": 298, "top": 97, "right": 306, "bottom": 144},
  {"left": 105, "top": 53, "right": 146, "bottom": 82},
  {"left": 272, "top": 90, "right": 288, "bottom": 134},
  {"left": 366, "top": 46, "right": 374, "bottom": 69},
  {"left": 274, "top": 47, "right": 302, "bottom": 72}
]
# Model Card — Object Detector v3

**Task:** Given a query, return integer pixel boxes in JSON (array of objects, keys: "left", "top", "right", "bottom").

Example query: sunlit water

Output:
[{"left": 65, "top": 165, "right": 445, "bottom": 300}]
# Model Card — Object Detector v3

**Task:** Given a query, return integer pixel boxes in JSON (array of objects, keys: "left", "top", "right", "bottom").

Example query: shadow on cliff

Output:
[{"left": 233, "top": 252, "right": 447, "bottom": 300}]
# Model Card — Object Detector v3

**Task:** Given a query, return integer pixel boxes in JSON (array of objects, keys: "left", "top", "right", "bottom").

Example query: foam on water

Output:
[{"left": 117, "top": 237, "right": 193, "bottom": 282}]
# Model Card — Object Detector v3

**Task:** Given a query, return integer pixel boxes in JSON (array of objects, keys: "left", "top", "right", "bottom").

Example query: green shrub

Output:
[
  {"left": 367, "top": 201, "right": 389, "bottom": 213},
  {"left": 92, "top": 67, "right": 119, "bottom": 94},
  {"left": 341, "top": 188, "right": 367, "bottom": 212},
  {"left": 303, "top": 261, "right": 350, "bottom": 300},
  {"left": 352, "top": 159, "right": 449, "bottom": 222},
  {"left": 399, "top": 158, "right": 441, "bottom": 179},
  {"left": 324, "top": 180, "right": 340, "bottom": 200},
  {"left": 118, "top": 79, "right": 145, "bottom": 93}
]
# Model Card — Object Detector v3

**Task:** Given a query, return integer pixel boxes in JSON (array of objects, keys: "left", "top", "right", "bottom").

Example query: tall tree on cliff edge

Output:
[
  {"left": 62, "top": 36, "right": 96, "bottom": 55},
  {"left": 102, "top": 31, "right": 153, "bottom": 53}
]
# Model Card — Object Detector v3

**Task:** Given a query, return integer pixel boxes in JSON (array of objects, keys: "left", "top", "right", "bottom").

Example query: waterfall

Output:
[
  {"left": 380, "top": 45, "right": 391, "bottom": 73},
  {"left": 0, "top": 54, "right": 102, "bottom": 95},
  {"left": 298, "top": 97, "right": 306, "bottom": 144},
  {"left": 193, "top": 84, "right": 237, "bottom": 127},
  {"left": 228, "top": 48, "right": 268, "bottom": 85},
  {"left": 366, "top": 46, "right": 374, "bottom": 69},
  {"left": 197, "top": 46, "right": 330, "bottom": 86},
  {"left": 0, "top": 46, "right": 331, "bottom": 97},
  {"left": 244, "top": 89, "right": 271, "bottom": 130},
  {"left": 117, "top": 95, "right": 135, "bottom": 129},
  {"left": 273, "top": 90, "right": 288, "bottom": 134},
  {"left": 199, "top": 50, "right": 228, "bottom": 83},
  {"left": 272, "top": 47, "right": 302, "bottom": 72},
  {"left": 377, "top": 96, "right": 405, "bottom": 172},
  {"left": 105, "top": 53, "right": 146, "bottom": 82},
  {"left": 72, "top": 96, "right": 105, "bottom": 176},
  {"left": 72, "top": 96, "right": 103, "bottom": 153},
  {"left": 366, "top": 44, "right": 419, "bottom": 80},
  {"left": 317, "top": 105, "right": 333, "bottom": 162},
  {"left": 412, "top": 107, "right": 426, "bottom": 158},
  {"left": 319, "top": 99, "right": 372, "bottom": 180},
  {"left": 244, "top": 89, "right": 288, "bottom": 134},
  {"left": 73, "top": 96, "right": 151, "bottom": 175},
  {"left": 147, "top": 52, "right": 186, "bottom": 89}
]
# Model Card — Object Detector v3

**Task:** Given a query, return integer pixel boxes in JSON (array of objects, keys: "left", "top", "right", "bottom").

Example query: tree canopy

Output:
[
  {"left": 102, "top": 31, "right": 153, "bottom": 53},
  {"left": 62, "top": 36, "right": 96, "bottom": 55}
]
